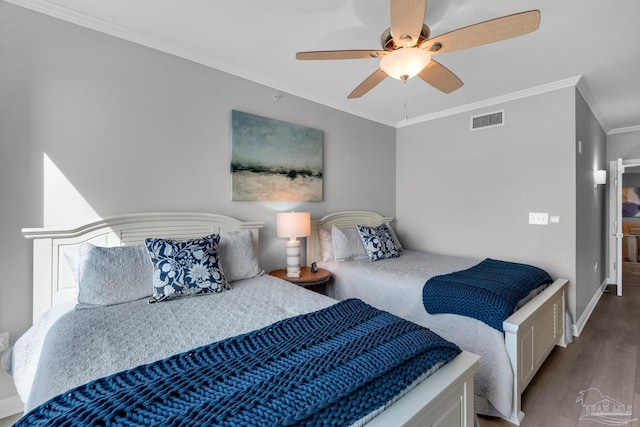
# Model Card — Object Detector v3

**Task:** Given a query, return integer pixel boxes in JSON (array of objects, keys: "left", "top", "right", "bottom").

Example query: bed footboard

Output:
[
  {"left": 503, "top": 278, "right": 568, "bottom": 424},
  {"left": 367, "top": 351, "right": 480, "bottom": 427}
]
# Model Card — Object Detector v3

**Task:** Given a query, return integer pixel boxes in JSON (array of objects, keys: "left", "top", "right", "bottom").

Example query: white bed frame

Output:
[
  {"left": 307, "top": 211, "right": 569, "bottom": 425},
  {"left": 22, "top": 211, "right": 480, "bottom": 427}
]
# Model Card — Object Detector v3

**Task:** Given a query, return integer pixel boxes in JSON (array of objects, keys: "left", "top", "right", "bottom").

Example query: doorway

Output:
[{"left": 609, "top": 158, "right": 640, "bottom": 296}]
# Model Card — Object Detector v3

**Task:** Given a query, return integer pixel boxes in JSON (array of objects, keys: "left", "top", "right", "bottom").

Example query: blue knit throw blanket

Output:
[
  {"left": 423, "top": 258, "right": 553, "bottom": 332},
  {"left": 18, "top": 299, "right": 461, "bottom": 427}
]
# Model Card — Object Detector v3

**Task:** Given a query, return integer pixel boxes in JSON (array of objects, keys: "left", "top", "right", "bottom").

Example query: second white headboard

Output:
[{"left": 306, "top": 211, "right": 393, "bottom": 265}]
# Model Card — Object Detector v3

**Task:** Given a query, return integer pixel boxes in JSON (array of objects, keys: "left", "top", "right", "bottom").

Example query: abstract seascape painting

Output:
[
  {"left": 231, "top": 110, "right": 323, "bottom": 201},
  {"left": 623, "top": 187, "right": 640, "bottom": 217}
]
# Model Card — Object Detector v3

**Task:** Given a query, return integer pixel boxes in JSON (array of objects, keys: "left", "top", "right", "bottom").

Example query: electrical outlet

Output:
[{"left": 0, "top": 332, "right": 8, "bottom": 352}]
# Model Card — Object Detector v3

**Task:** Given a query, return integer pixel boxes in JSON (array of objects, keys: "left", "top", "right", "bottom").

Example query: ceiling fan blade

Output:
[
  {"left": 422, "top": 10, "right": 540, "bottom": 54},
  {"left": 296, "top": 50, "right": 386, "bottom": 60},
  {"left": 390, "top": 0, "right": 427, "bottom": 48},
  {"left": 348, "top": 69, "right": 388, "bottom": 99},
  {"left": 417, "top": 60, "right": 463, "bottom": 93}
]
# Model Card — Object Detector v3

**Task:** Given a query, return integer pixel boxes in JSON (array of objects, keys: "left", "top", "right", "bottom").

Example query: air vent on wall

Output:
[{"left": 471, "top": 110, "right": 504, "bottom": 131}]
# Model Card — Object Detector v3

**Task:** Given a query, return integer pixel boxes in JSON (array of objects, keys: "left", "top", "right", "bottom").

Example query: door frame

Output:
[{"left": 609, "top": 158, "right": 640, "bottom": 297}]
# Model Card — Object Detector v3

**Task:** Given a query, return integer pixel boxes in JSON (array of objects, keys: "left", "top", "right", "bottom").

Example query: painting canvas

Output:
[
  {"left": 623, "top": 187, "right": 640, "bottom": 217},
  {"left": 231, "top": 110, "right": 323, "bottom": 201}
]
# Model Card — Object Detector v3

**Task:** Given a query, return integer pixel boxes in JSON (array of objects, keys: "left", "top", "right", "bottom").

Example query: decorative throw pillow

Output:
[
  {"left": 332, "top": 225, "right": 368, "bottom": 262},
  {"left": 218, "top": 230, "right": 264, "bottom": 282},
  {"left": 77, "top": 244, "right": 153, "bottom": 308},
  {"left": 145, "top": 234, "right": 229, "bottom": 303},
  {"left": 356, "top": 224, "right": 400, "bottom": 262},
  {"left": 318, "top": 228, "right": 334, "bottom": 261}
]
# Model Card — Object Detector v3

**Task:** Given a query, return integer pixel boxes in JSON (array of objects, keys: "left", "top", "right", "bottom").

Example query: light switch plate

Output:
[{"left": 529, "top": 212, "right": 549, "bottom": 225}]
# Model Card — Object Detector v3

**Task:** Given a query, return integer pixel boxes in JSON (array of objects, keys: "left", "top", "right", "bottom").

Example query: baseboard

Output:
[
  {"left": 0, "top": 394, "right": 23, "bottom": 419},
  {"left": 572, "top": 279, "right": 608, "bottom": 337}
]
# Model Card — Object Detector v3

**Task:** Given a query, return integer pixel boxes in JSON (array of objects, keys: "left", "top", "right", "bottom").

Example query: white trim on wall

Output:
[
  {"left": 1, "top": 0, "right": 395, "bottom": 128},
  {"left": 608, "top": 125, "right": 640, "bottom": 135},
  {"left": 9, "top": 0, "right": 637, "bottom": 135},
  {"left": 572, "top": 278, "right": 608, "bottom": 337},
  {"left": 8, "top": 0, "right": 638, "bottom": 135},
  {"left": 397, "top": 76, "right": 581, "bottom": 128}
]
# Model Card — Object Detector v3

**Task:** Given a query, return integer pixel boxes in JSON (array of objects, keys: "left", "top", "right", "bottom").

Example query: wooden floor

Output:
[
  {"left": 623, "top": 261, "right": 640, "bottom": 287},
  {"left": 479, "top": 283, "right": 640, "bottom": 427}
]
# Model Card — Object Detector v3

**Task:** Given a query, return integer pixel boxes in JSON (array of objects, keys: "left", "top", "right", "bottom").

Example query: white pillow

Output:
[
  {"left": 332, "top": 225, "right": 368, "bottom": 262},
  {"left": 77, "top": 244, "right": 153, "bottom": 308},
  {"left": 218, "top": 230, "right": 264, "bottom": 282},
  {"left": 318, "top": 228, "right": 334, "bottom": 261}
]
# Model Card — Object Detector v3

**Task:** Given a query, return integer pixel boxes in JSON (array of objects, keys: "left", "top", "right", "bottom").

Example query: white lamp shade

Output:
[
  {"left": 594, "top": 170, "right": 607, "bottom": 185},
  {"left": 277, "top": 212, "right": 311, "bottom": 238},
  {"left": 380, "top": 48, "right": 431, "bottom": 81}
]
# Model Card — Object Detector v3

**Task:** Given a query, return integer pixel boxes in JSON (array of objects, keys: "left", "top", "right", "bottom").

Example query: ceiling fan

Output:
[{"left": 296, "top": 0, "right": 540, "bottom": 99}]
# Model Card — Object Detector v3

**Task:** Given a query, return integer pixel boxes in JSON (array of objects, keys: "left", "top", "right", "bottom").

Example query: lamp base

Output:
[
  {"left": 285, "top": 238, "right": 301, "bottom": 279},
  {"left": 286, "top": 270, "right": 301, "bottom": 278}
]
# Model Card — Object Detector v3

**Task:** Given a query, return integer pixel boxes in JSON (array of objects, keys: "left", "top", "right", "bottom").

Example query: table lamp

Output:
[{"left": 277, "top": 211, "right": 311, "bottom": 278}]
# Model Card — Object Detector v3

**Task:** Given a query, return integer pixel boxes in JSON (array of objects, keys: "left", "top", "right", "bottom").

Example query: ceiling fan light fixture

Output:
[{"left": 380, "top": 48, "right": 431, "bottom": 82}]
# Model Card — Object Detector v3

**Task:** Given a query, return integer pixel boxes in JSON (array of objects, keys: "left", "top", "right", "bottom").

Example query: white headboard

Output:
[
  {"left": 22, "top": 212, "right": 264, "bottom": 323},
  {"left": 306, "top": 211, "right": 393, "bottom": 265}
]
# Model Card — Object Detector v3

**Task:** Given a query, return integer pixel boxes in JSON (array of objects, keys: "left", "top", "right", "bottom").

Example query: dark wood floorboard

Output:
[{"left": 479, "top": 285, "right": 640, "bottom": 427}]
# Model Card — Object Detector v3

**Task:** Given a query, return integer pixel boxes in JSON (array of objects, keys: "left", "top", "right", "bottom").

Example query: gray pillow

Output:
[
  {"left": 77, "top": 244, "right": 153, "bottom": 309},
  {"left": 218, "top": 230, "right": 264, "bottom": 282},
  {"left": 318, "top": 228, "right": 334, "bottom": 261},
  {"left": 332, "top": 225, "right": 368, "bottom": 262}
]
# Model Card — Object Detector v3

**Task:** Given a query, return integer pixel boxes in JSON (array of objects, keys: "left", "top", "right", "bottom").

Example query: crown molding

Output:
[
  {"left": 9, "top": 1, "right": 635, "bottom": 133},
  {"left": 5, "top": 0, "right": 402, "bottom": 128},
  {"left": 608, "top": 125, "right": 640, "bottom": 136},
  {"left": 575, "top": 77, "right": 610, "bottom": 134},
  {"left": 3, "top": 0, "right": 243, "bottom": 78},
  {"left": 574, "top": 78, "right": 640, "bottom": 135},
  {"left": 396, "top": 76, "right": 582, "bottom": 128}
]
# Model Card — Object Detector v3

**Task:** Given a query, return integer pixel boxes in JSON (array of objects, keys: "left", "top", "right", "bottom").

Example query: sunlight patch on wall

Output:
[{"left": 44, "top": 153, "right": 98, "bottom": 227}]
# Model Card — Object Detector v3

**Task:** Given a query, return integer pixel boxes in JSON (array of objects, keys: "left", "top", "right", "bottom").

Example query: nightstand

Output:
[{"left": 269, "top": 266, "right": 331, "bottom": 294}]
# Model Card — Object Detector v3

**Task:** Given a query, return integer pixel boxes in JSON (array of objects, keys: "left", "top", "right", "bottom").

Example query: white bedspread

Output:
[
  {"left": 320, "top": 250, "right": 513, "bottom": 418},
  {"left": 12, "top": 275, "right": 336, "bottom": 412}
]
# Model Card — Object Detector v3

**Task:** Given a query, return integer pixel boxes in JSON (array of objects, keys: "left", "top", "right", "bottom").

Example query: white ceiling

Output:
[{"left": 9, "top": 0, "right": 640, "bottom": 133}]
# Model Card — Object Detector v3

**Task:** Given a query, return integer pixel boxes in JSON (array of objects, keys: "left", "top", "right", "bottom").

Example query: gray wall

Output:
[
  {"left": 396, "top": 87, "right": 584, "bottom": 322},
  {"left": 574, "top": 91, "right": 607, "bottom": 320},
  {"left": 0, "top": 2, "right": 395, "bottom": 401}
]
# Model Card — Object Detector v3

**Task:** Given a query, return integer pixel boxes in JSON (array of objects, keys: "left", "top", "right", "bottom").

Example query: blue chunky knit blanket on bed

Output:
[
  {"left": 423, "top": 258, "right": 553, "bottom": 332},
  {"left": 18, "top": 299, "right": 460, "bottom": 427}
]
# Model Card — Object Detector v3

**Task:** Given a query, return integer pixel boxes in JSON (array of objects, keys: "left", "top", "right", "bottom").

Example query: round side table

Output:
[{"left": 269, "top": 266, "right": 331, "bottom": 294}]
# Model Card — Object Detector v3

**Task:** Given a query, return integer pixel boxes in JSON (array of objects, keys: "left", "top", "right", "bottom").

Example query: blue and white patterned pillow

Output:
[
  {"left": 356, "top": 224, "right": 400, "bottom": 262},
  {"left": 145, "top": 234, "right": 229, "bottom": 303}
]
